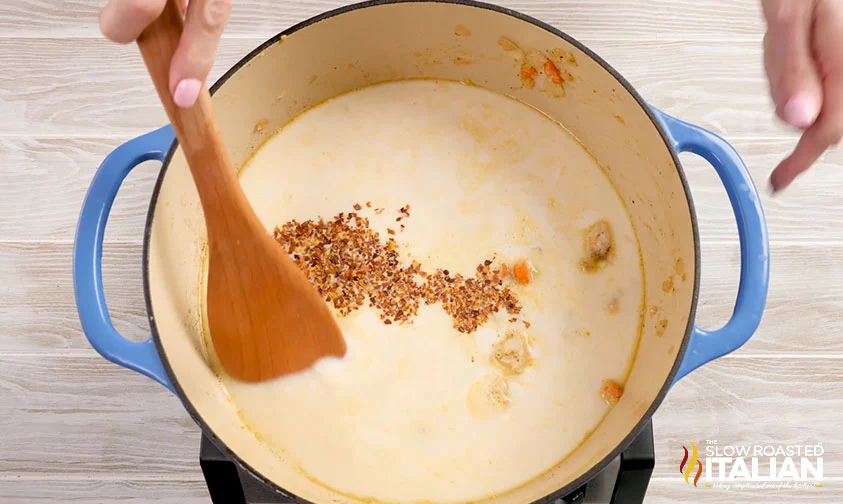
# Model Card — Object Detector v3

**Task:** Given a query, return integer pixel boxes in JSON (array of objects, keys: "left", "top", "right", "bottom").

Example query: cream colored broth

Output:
[{"left": 203, "top": 80, "right": 643, "bottom": 503}]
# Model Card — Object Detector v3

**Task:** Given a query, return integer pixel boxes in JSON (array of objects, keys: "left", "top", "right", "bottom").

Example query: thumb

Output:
[
  {"left": 169, "top": 0, "right": 231, "bottom": 108},
  {"left": 762, "top": 0, "right": 824, "bottom": 128}
]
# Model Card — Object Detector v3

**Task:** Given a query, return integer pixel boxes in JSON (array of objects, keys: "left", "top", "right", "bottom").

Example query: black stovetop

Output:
[{"left": 200, "top": 421, "right": 654, "bottom": 504}]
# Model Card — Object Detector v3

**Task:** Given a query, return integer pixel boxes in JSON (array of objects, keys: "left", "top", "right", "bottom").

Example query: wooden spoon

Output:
[{"left": 136, "top": 0, "right": 347, "bottom": 382}]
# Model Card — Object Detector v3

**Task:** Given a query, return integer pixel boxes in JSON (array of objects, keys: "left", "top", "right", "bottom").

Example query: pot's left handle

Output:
[
  {"left": 650, "top": 108, "right": 770, "bottom": 384},
  {"left": 73, "top": 126, "right": 176, "bottom": 393}
]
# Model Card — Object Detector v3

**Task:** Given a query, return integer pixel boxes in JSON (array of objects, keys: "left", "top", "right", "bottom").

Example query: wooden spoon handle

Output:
[{"left": 136, "top": 0, "right": 242, "bottom": 225}]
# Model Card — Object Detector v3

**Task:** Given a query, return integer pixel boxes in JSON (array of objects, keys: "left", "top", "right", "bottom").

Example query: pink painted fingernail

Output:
[
  {"left": 782, "top": 92, "right": 819, "bottom": 129},
  {"left": 173, "top": 78, "right": 201, "bottom": 108}
]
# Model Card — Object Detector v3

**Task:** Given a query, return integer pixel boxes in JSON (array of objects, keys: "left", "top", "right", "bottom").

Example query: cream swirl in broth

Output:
[{"left": 201, "top": 79, "right": 644, "bottom": 503}]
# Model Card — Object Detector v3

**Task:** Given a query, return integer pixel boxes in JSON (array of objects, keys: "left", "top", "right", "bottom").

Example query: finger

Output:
[
  {"left": 812, "top": 0, "right": 843, "bottom": 76},
  {"left": 99, "top": 0, "right": 166, "bottom": 44},
  {"left": 169, "top": 0, "right": 231, "bottom": 108},
  {"left": 770, "top": 1, "right": 843, "bottom": 192},
  {"left": 770, "top": 70, "right": 843, "bottom": 192},
  {"left": 762, "top": 0, "right": 823, "bottom": 128}
]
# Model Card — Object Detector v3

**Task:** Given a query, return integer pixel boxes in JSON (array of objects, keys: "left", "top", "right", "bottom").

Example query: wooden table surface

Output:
[{"left": 1, "top": 0, "right": 841, "bottom": 502}]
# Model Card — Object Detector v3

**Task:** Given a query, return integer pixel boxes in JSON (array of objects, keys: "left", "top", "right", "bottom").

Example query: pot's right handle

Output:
[
  {"left": 650, "top": 108, "right": 770, "bottom": 384},
  {"left": 73, "top": 126, "right": 176, "bottom": 392}
]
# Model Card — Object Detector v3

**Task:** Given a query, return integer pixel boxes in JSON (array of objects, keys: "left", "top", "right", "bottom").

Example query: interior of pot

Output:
[{"left": 146, "top": 2, "right": 696, "bottom": 502}]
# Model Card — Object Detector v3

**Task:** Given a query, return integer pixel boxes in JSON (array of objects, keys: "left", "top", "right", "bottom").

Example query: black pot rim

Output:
[{"left": 142, "top": 0, "right": 701, "bottom": 502}]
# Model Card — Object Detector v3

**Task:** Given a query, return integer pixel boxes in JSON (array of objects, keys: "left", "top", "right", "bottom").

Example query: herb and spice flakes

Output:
[
  {"left": 422, "top": 264, "right": 522, "bottom": 334},
  {"left": 273, "top": 204, "right": 528, "bottom": 333}
]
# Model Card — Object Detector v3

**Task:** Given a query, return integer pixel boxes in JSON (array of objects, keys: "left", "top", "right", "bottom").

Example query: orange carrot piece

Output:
[
  {"left": 544, "top": 60, "right": 564, "bottom": 84},
  {"left": 513, "top": 261, "right": 532, "bottom": 285},
  {"left": 520, "top": 64, "right": 538, "bottom": 79}
]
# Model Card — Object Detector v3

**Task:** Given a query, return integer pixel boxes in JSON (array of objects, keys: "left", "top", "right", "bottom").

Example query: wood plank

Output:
[
  {"left": 0, "top": 354, "right": 199, "bottom": 477},
  {"left": 694, "top": 242, "right": 843, "bottom": 356},
  {"left": 0, "top": 137, "right": 159, "bottom": 243},
  {"left": 2, "top": 137, "right": 840, "bottom": 244},
  {"left": 0, "top": 479, "right": 209, "bottom": 504},
  {"left": 1, "top": 241, "right": 841, "bottom": 356},
  {"left": 652, "top": 357, "right": 843, "bottom": 478},
  {"left": 0, "top": 37, "right": 796, "bottom": 141},
  {"left": 0, "top": 0, "right": 764, "bottom": 40},
  {"left": 601, "top": 40, "right": 779, "bottom": 141},
  {"left": 681, "top": 138, "right": 843, "bottom": 245},
  {"left": 0, "top": 243, "right": 150, "bottom": 352}
]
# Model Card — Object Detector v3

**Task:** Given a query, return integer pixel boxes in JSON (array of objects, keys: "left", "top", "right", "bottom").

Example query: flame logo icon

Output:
[{"left": 680, "top": 441, "right": 703, "bottom": 487}]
